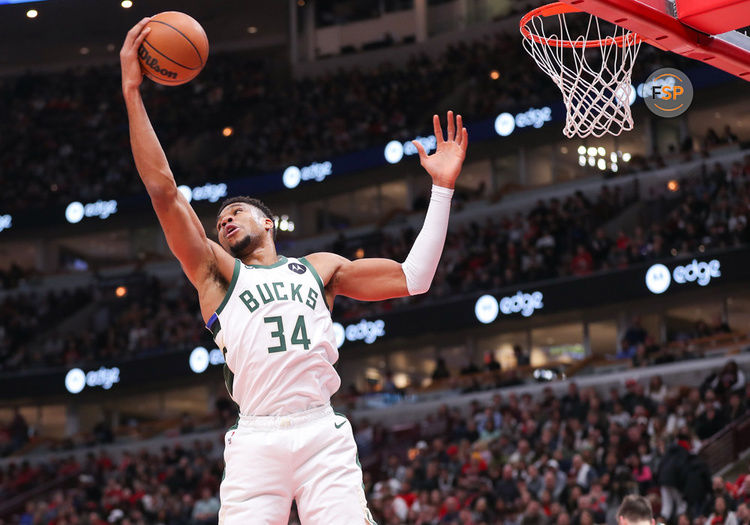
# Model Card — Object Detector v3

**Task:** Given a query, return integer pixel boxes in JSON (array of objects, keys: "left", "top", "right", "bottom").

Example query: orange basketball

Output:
[{"left": 138, "top": 11, "right": 209, "bottom": 86}]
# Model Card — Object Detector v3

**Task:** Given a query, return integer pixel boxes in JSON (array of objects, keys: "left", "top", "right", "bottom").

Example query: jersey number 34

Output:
[{"left": 263, "top": 315, "right": 311, "bottom": 353}]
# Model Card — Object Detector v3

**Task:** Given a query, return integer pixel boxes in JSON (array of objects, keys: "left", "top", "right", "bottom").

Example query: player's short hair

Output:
[
  {"left": 617, "top": 495, "right": 653, "bottom": 524},
  {"left": 217, "top": 196, "right": 276, "bottom": 239}
]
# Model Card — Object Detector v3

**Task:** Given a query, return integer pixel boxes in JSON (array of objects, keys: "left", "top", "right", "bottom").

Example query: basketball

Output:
[{"left": 138, "top": 11, "right": 209, "bottom": 86}]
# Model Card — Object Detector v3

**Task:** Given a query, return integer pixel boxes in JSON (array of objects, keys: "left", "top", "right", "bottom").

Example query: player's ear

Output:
[{"left": 264, "top": 217, "right": 274, "bottom": 233}]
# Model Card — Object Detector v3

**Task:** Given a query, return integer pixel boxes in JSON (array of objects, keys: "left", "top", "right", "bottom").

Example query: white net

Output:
[{"left": 521, "top": 4, "right": 642, "bottom": 138}]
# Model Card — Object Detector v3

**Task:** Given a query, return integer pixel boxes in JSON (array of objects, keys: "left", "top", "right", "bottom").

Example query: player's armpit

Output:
[
  {"left": 150, "top": 186, "right": 235, "bottom": 287},
  {"left": 304, "top": 252, "right": 409, "bottom": 302}
]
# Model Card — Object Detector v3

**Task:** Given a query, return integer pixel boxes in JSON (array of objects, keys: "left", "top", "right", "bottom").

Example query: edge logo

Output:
[
  {"left": 494, "top": 107, "right": 552, "bottom": 137},
  {"left": 65, "top": 366, "right": 120, "bottom": 394},
  {"left": 139, "top": 45, "right": 178, "bottom": 80},
  {"left": 474, "top": 291, "right": 544, "bottom": 323},
  {"left": 282, "top": 161, "right": 333, "bottom": 189},
  {"left": 384, "top": 135, "right": 437, "bottom": 164},
  {"left": 332, "top": 319, "right": 386, "bottom": 348},
  {"left": 500, "top": 291, "right": 544, "bottom": 317},
  {"left": 0, "top": 214, "right": 11, "bottom": 233},
  {"left": 645, "top": 259, "right": 721, "bottom": 294},
  {"left": 178, "top": 183, "right": 228, "bottom": 203},
  {"left": 189, "top": 346, "right": 225, "bottom": 374},
  {"left": 65, "top": 200, "right": 118, "bottom": 224}
]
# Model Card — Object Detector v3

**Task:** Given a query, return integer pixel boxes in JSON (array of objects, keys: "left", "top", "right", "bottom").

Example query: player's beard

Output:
[{"left": 229, "top": 233, "right": 256, "bottom": 257}]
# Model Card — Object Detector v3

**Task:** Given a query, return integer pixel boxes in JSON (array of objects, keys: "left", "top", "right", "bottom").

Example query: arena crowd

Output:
[
  {"left": 0, "top": 19, "right": 696, "bottom": 216},
  {"left": 1, "top": 362, "right": 749, "bottom": 524},
  {"left": 1, "top": 154, "right": 749, "bottom": 375}
]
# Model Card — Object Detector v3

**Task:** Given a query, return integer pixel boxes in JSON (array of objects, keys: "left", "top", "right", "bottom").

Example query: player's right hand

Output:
[{"left": 120, "top": 17, "right": 151, "bottom": 92}]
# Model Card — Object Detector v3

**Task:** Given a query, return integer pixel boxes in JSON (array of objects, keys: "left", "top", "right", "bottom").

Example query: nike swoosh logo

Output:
[{"left": 334, "top": 420, "right": 346, "bottom": 429}]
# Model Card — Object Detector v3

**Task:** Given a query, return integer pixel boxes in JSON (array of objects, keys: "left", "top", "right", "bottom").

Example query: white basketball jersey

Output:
[{"left": 206, "top": 256, "right": 341, "bottom": 416}]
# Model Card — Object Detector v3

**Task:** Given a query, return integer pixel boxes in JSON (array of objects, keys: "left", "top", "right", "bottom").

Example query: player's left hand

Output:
[{"left": 412, "top": 110, "right": 468, "bottom": 189}]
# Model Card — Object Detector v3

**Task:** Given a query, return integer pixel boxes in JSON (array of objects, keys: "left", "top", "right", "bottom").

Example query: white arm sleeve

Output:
[{"left": 401, "top": 185, "right": 454, "bottom": 295}]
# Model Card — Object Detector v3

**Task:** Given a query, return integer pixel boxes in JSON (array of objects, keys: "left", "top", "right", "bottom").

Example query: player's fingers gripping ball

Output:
[{"left": 138, "top": 11, "right": 209, "bottom": 86}]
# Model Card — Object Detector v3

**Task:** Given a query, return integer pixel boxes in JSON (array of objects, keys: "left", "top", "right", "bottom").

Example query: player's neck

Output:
[{"left": 241, "top": 245, "right": 279, "bottom": 267}]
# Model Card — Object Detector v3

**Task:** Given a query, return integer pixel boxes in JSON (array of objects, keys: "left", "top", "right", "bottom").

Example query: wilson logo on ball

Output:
[{"left": 138, "top": 45, "right": 178, "bottom": 80}]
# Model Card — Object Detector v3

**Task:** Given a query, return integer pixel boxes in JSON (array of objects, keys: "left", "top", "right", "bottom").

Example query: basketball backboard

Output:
[{"left": 560, "top": 0, "right": 750, "bottom": 79}]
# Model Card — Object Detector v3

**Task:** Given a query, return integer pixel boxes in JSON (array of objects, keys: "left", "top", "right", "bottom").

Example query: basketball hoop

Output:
[{"left": 520, "top": 2, "right": 643, "bottom": 138}]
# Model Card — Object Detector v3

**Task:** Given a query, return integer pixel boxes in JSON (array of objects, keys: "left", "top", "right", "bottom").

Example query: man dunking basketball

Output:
[{"left": 121, "top": 18, "right": 468, "bottom": 525}]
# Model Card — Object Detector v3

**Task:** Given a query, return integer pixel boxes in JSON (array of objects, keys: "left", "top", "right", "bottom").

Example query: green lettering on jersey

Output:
[
  {"left": 290, "top": 283, "right": 303, "bottom": 303},
  {"left": 291, "top": 315, "right": 311, "bottom": 350},
  {"left": 264, "top": 316, "right": 287, "bottom": 353},
  {"left": 272, "top": 281, "right": 288, "bottom": 301},
  {"left": 263, "top": 315, "right": 310, "bottom": 353},
  {"left": 306, "top": 288, "right": 318, "bottom": 310},
  {"left": 256, "top": 283, "right": 274, "bottom": 304},
  {"left": 240, "top": 290, "right": 259, "bottom": 313}
]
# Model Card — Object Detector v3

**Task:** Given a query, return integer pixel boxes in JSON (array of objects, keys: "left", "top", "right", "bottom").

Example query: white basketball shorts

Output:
[{"left": 218, "top": 404, "right": 377, "bottom": 525}]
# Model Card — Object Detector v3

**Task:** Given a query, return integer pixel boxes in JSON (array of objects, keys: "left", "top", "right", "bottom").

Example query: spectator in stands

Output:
[
  {"left": 648, "top": 375, "right": 669, "bottom": 405},
  {"left": 570, "top": 244, "right": 594, "bottom": 276},
  {"left": 192, "top": 487, "right": 220, "bottom": 525},
  {"left": 725, "top": 392, "right": 746, "bottom": 421},
  {"left": 515, "top": 345, "right": 531, "bottom": 367},
  {"left": 624, "top": 317, "right": 648, "bottom": 349},
  {"left": 9, "top": 407, "right": 29, "bottom": 453},
  {"left": 432, "top": 358, "right": 451, "bottom": 381},
  {"left": 708, "top": 496, "right": 738, "bottom": 525},
  {"left": 393, "top": 480, "right": 418, "bottom": 521},
  {"left": 723, "top": 126, "right": 740, "bottom": 145},
  {"left": 705, "top": 128, "right": 723, "bottom": 150},
  {"left": 683, "top": 453, "right": 712, "bottom": 519},
  {"left": 561, "top": 382, "right": 586, "bottom": 421},
  {"left": 484, "top": 351, "right": 501, "bottom": 372},
  {"left": 696, "top": 403, "right": 728, "bottom": 440},
  {"left": 618, "top": 339, "right": 638, "bottom": 360},
  {"left": 711, "top": 476, "right": 738, "bottom": 512},
  {"left": 590, "top": 228, "right": 613, "bottom": 266},
  {"left": 495, "top": 464, "right": 521, "bottom": 504},
  {"left": 630, "top": 453, "right": 653, "bottom": 494},
  {"left": 736, "top": 504, "right": 750, "bottom": 525},
  {"left": 658, "top": 437, "right": 690, "bottom": 522},
  {"left": 734, "top": 465, "right": 750, "bottom": 504},
  {"left": 711, "top": 360, "right": 747, "bottom": 399},
  {"left": 570, "top": 453, "right": 596, "bottom": 490},
  {"left": 631, "top": 343, "right": 651, "bottom": 368}
]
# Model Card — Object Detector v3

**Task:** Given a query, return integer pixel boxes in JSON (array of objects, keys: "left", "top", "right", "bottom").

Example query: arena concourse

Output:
[{"left": 1, "top": 1, "right": 750, "bottom": 524}]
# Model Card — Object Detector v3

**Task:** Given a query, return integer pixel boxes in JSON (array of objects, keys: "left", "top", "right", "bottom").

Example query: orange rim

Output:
[{"left": 520, "top": 2, "right": 642, "bottom": 48}]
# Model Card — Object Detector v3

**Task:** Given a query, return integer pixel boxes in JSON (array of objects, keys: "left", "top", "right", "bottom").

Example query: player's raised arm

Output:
[
  {"left": 120, "top": 19, "right": 232, "bottom": 290},
  {"left": 306, "top": 111, "right": 468, "bottom": 303}
]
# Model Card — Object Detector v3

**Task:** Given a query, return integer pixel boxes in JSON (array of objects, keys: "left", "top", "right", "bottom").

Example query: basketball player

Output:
[
  {"left": 617, "top": 495, "right": 656, "bottom": 525},
  {"left": 120, "top": 19, "right": 468, "bottom": 525}
]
